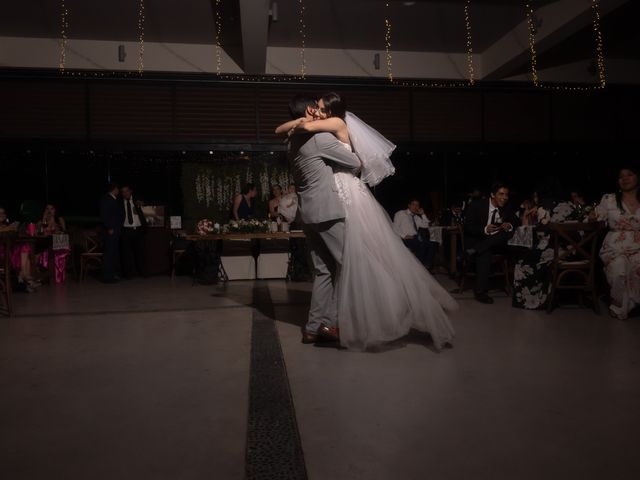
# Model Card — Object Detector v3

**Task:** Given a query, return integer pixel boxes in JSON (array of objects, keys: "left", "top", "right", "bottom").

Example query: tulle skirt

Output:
[{"left": 335, "top": 172, "right": 457, "bottom": 350}]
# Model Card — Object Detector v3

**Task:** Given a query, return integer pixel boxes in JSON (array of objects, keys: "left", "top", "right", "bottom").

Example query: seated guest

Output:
[
  {"left": 441, "top": 199, "right": 465, "bottom": 226},
  {"left": 120, "top": 185, "right": 148, "bottom": 278},
  {"left": 40, "top": 203, "right": 66, "bottom": 234},
  {"left": 519, "top": 197, "right": 539, "bottom": 226},
  {"left": 512, "top": 199, "right": 576, "bottom": 309},
  {"left": 232, "top": 183, "right": 257, "bottom": 220},
  {"left": 0, "top": 206, "right": 39, "bottom": 292},
  {"left": 38, "top": 204, "right": 70, "bottom": 283},
  {"left": 278, "top": 183, "right": 299, "bottom": 224},
  {"left": 393, "top": 198, "right": 438, "bottom": 270},
  {"left": 594, "top": 166, "right": 640, "bottom": 320},
  {"left": 464, "top": 181, "right": 518, "bottom": 304},
  {"left": 464, "top": 188, "right": 484, "bottom": 209},
  {"left": 268, "top": 185, "right": 283, "bottom": 219},
  {"left": 570, "top": 189, "right": 586, "bottom": 207}
]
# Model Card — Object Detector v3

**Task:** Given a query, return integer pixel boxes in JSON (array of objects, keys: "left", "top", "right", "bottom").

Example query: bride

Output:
[{"left": 276, "top": 92, "right": 457, "bottom": 351}]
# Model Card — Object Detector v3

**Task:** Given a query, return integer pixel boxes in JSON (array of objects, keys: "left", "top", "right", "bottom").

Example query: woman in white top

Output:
[{"left": 594, "top": 166, "right": 640, "bottom": 320}]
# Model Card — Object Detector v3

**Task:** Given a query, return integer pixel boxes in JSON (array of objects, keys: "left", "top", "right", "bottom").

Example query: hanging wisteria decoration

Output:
[{"left": 217, "top": 178, "right": 224, "bottom": 209}]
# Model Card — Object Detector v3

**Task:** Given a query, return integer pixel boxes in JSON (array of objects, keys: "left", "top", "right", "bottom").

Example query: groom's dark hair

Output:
[{"left": 289, "top": 94, "right": 317, "bottom": 119}]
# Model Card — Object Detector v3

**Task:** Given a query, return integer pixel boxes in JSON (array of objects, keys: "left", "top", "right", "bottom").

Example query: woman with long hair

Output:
[{"left": 595, "top": 166, "right": 640, "bottom": 320}]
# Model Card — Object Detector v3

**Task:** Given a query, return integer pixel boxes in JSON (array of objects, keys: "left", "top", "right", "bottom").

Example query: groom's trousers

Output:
[{"left": 302, "top": 219, "right": 345, "bottom": 334}]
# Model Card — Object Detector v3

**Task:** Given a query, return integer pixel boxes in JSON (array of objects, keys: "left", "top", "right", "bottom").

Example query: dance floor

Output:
[{"left": 1, "top": 276, "right": 639, "bottom": 480}]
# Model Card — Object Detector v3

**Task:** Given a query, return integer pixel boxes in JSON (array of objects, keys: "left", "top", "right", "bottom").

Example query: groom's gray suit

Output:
[{"left": 289, "top": 132, "right": 361, "bottom": 334}]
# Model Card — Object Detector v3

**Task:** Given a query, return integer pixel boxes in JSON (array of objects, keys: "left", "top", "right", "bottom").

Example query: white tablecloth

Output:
[
  {"left": 427, "top": 226, "right": 444, "bottom": 245},
  {"left": 507, "top": 225, "right": 534, "bottom": 248}
]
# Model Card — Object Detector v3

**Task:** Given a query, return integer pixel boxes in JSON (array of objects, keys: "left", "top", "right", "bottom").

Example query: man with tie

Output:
[
  {"left": 393, "top": 198, "right": 438, "bottom": 270},
  {"left": 464, "top": 181, "right": 518, "bottom": 304},
  {"left": 120, "top": 185, "right": 148, "bottom": 278},
  {"left": 99, "top": 182, "right": 123, "bottom": 283}
]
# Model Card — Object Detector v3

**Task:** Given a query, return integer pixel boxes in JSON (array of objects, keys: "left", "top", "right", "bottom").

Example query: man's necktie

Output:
[
  {"left": 127, "top": 200, "right": 133, "bottom": 225},
  {"left": 412, "top": 214, "right": 423, "bottom": 241},
  {"left": 490, "top": 208, "right": 498, "bottom": 225}
]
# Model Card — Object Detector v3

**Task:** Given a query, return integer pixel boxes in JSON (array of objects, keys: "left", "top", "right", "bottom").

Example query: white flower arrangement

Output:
[{"left": 223, "top": 218, "right": 270, "bottom": 233}]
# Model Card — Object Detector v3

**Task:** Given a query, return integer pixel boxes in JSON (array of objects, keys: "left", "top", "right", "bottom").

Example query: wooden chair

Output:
[
  {"left": 457, "top": 225, "right": 511, "bottom": 295},
  {"left": 0, "top": 236, "right": 13, "bottom": 316},
  {"left": 79, "top": 231, "right": 103, "bottom": 282},
  {"left": 546, "top": 222, "right": 604, "bottom": 314}
]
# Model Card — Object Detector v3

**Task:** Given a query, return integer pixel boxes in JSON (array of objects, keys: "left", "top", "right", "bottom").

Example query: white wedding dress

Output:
[{"left": 334, "top": 142, "right": 457, "bottom": 351}]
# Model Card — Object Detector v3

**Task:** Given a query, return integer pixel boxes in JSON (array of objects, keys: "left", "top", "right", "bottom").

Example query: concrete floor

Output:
[{"left": 2, "top": 276, "right": 640, "bottom": 479}]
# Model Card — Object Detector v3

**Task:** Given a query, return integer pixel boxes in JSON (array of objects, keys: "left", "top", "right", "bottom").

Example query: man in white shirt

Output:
[
  {"left": 120, "top": 185, "right": 148, "bottom": 278},
  {"left": 393, "top": 198, "right": 438, "bottom": 270}
]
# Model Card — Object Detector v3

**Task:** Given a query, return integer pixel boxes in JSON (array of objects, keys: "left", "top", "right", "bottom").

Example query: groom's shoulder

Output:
[
  {"left": 296, "top": 132, "right": 333, "bottom": 154},
  {"left": 312, "top": 131, "right": 338, "bottom": 147}
]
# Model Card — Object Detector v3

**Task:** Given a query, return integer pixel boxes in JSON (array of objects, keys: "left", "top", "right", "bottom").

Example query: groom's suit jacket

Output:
[{"left": 289, "top": 132, "right": 361, "bottom": 225}]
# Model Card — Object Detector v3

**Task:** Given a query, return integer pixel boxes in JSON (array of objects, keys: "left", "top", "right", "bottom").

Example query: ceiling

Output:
[
  {"left": 0, "top": 0, "right": 634, "bottom": 79},
  {"left": 0, "top": 0, "right": 564, "bottom": 52}
]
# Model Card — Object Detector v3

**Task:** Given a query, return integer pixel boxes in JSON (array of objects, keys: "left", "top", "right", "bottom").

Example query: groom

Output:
[{"left": 286, "top": 94, "right": 361, "bottom": 344}]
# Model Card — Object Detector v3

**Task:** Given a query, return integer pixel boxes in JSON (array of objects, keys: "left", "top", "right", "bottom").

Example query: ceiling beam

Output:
[
  {"left": 481, "top": 0, "right": 629, "bottom": 81},
  {"left": 238, "top": 0, "right": 270, "bottom": 74}
]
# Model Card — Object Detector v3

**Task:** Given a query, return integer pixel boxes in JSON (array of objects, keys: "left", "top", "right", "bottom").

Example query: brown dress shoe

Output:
[
  {"left": 301, "top": 331, "right": 318, "bottom": 344},
  {"left": 317, "top": 325, "right": 340, "bottom": 342}
]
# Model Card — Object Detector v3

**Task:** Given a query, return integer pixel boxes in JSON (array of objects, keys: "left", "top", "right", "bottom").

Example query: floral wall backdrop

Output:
[{"left": 181, "top": 152, "right": 293, "bottom": 229}]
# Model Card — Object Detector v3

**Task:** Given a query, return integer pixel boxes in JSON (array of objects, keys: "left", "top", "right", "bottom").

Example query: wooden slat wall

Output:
[
  {"left": 0, "top": 78, "right": 637, "bottom": 145},
  {"left": 0, "top": 81, "right": 86, "bottom": 138},
  {"left": 341, "top": 89, "right": 411, "bottom": 142},
  {"left": 413, "top": 91, "right": 482, "bottom": 142},
  {"left": 89, "top": 84, "right": 172, "bottom": 140},
  {"left": 257, "top": 86, "right": 326, "bottom": 141},
  {"left": 552, "top": 92, "right": 620, "bottom": 142},
  {"left": 175, "top": 85, "right": 257, "bottom": 141},
  {"left": 484, "top": 92, "right": 551, "bottom": 142},
  {"left": 619, "top": 91, "right": 640, "bottom": 142}
]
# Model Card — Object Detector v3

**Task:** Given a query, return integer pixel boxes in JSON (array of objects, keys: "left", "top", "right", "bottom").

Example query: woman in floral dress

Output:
[
  {"left": 595, "top": 166, "right": 640, "bottom": 320},
  {"left": 512, "top": 201, "right": 592, "bottom": 309}
]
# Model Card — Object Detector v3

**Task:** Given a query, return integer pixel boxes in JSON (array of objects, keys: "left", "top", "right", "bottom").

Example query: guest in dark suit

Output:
[
  {"left": 120, "top": 185, "right": 148, "bottom": 278},
  {"left": 464, "top": 181, "right": 518, "bottom": 304},
  {"left": 100, "top": 182, "right": 123, "bottom": 283}
]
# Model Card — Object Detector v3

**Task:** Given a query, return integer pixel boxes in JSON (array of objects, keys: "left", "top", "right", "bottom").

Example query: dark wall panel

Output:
[
  {"left": 413, "top": 91, "right": 482, "bottom": 142},
  {"left": 175, "top": 85, "right": 257, "bottom": 141},
  {"left": 484, "top": 92, "right": 550, "bottom": 142},
  {"left": 0, "top": 81, "right": 86, "bottom": 139},
  {"left": 552, "top": 92, "right": 619, "bottom": 142},
  {"left": 89, "top": 84, "right": 172, "bottom": 140}
]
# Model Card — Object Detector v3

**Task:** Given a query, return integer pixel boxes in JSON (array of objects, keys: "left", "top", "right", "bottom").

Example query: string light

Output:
[
  {"left": 137, "top": 0, "right": 145, "bottom": 74},
  {"left": 524, "top": 1, "right": 540, "bottom": 87},
  {"left": 591, "top": 0, "right": 606, "bottom": 88},
  {"left": 384, "top": 2, "right": 393, "bottom": 82},
  {"left": 464, "top": 0, "right": 475, "bottom": 85},
  {"left": 298, "top": 0, "right": 307, "bottom": 78},
  {"left": 214, "top": 0, "right": 223, "bottom": 75},
  {"left": 525, "top": 0, "right": 606, "bottom": 91},
  {"left": 59, "top": 0, "right": 68, "bottom": 72}
]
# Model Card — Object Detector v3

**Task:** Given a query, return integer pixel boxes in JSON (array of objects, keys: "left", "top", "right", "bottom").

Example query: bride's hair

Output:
[{"left": 320, "top": 92, "right": 346, "bottom": 119}]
